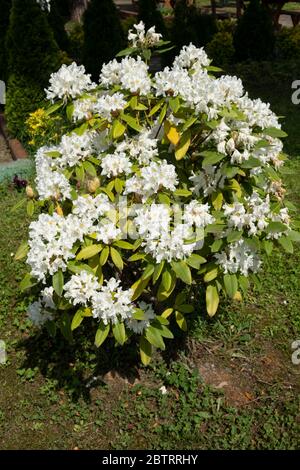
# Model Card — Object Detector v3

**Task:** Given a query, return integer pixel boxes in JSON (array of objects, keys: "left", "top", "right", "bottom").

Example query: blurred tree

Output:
[{"left": 0, "top": 0, "right": 12, "bottom": 81}]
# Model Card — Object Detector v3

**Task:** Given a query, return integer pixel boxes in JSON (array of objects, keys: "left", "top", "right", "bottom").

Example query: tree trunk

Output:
[{"left": 71, "top": 0, "right": 90, "bottom": 21}]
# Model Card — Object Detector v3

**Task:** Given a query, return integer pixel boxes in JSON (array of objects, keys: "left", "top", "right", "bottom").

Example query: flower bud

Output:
[
  {"left": 26, "top": 186, "right": 34, "bottom": 199},
  {"left": 87, "top": 177, "right": 100, "bottom": 193}
]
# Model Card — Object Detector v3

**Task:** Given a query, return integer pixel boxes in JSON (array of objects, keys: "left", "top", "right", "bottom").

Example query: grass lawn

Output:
[{"left": 0, "top": 62, "right": 300, "bottom": 450}]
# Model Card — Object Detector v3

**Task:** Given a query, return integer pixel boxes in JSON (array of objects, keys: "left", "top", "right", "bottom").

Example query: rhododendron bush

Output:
[{"left": 16, "top": 23, "right": 299, "bottom": 364}]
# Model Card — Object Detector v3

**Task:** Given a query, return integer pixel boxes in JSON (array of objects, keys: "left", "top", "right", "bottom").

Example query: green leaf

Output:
[
  {"left": 14, "top": 242, "right": 29, "bottom": 261},
  {"left": 95, "top": 322, "right": 110, "bottom": 347},
  {"left": 133, "top": 308, "right": 146, "bottom": 320},
  {"left": 112, "top": 321, "right": 126, "bottom": 345},
  {"left": 158, "top": 324, "right": 174, "bottom": 339},
  {"left": 140, "top": 336, "right": 152, "bottom": 366},
  {"left": 45, "top": 101, "right": 63, "bottom": 115},
  {"left": 152, "top": 261, "right": 165, "bottom": 284},
  {"left": 186, "top": 254, "right": 206, "bottom": 269},
  {"left": 145, "top": 326, "right": 165, "bottom": 350},
  {"left": 75, "top": 165, "right": 85, "bottom": 182},
  {"left": 169, "top": 96, "right": 180, "bottom": 113},
  {"left": 175, "top": 311, "right": 187, "bottom": 331},
  {"left": 113, "top": 240, "right": 134, "bottom": 250},
  {"left": 204, "top": 266, "right": 218, "bottom": 283},
  {"left": 110, "top": 247, "right": 124, "bottom": 270},
  {"left": 174, "top": 188, "right": 192, "bottom": 197},
  {"left": 175, "top": 129, "right": 191, "bottom": 160},
  {"left": 227, "top": 231, "right": 243, "bottom": 243},
  {"left": 121, "top": 113, "right": 143, "bottom": 132},
  {"left": 20, "top": 273, "right": 37, "bottom": 292},
  {"left": 141, "top": 264, "right": 155, "bottom": 280},
  {"left": 161, "top": 270, "right": 172, "bottom": 291},
  {"left": 67, "top": 262, "right": 95, "bottom": 276},
  {"left": 26, "top": 200, "right": 34, "bottom": 217},
  {"left": 176, "top": 304, "right": 194, "bottom": 314},
  {"left": 131, "top": 278, "right": 149, "bottom": 301},
  {"left": 263, "top": 240, "right": 273, "bottom": 256},
  {"left": 277, "top": 236, "right": 293, "bottom": 254},
  {"left": 171, "top": 261, "right": 192, "bottom": 285},
  {"left": 76, "top": 244, "right": 102, "bottom": 260},
  {"left": 71, "top": 309, "right": 85, "bottom": 331},
  {"left": 158, "top": 103, "right": 167, "bottom": 124},
  {"left": 53, "top": 270, "right": 64, "bottom": 297},
  {"left": 148, "top": 101, "right": 163, "bottom": 117},
  {"left": 161, "top": 308, "right": 174, "bottom": 319},
  {"left": 116, "top": 47, "right": 137, "bottom": 57},
  {"left": 66, "top": 102, "right": 74, "bottom": 121},
  {"left": 223, "top": 274, "right": 238, "bottom": 298},
  {"left": 266, "top": 221, "right": 287, "bottom": 234},
  {"left": 99, "top": 246, "right": 109, "bottom": 266},
  {"left": 83, "top": 161, "right": 97, "bottom": 176},
  {"left": 263, "top": 127, "right": 287, "bottom": 138},
  {"left": 206, "top": 285, "right": 219, "bottom": 317},
  {"left": 112, "top": 119, "right": 126, "bottom": 139},
  {"left": 288, "top": 230, "right": 300, "bottom": 242},
  {"left": 200, "top": 151, "right": 225, "bottom": 166}
]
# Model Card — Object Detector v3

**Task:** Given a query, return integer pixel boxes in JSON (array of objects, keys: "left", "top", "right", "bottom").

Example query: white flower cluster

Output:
[
  {"left": 45, "top": 63, "right": 96, "bottom": 102},
  {"left": 215, "top": 240, "right": 261, "bottom": 276},
  {"left": 100, "top": 56, "right": 151, "bottom": 95},
  {"left": 134, "top": 201, "right": 214, "bottom": 263},
  {"left": 28, "top": 287, "right": 55, "bottom": 327},
  {"left": 224, "top": 191, "right": 290, "bottom": 237},
  {"left": 125, "top": 160, "right": 178, "bottom": 201},
  {"left": 128, "top": 21, "right": 162, "bottom": 49}
]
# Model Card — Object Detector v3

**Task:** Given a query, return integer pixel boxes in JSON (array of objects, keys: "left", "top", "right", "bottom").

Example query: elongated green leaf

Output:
[
  {"left": 121, "top": 113, "right": 143, "bottom": 132},
  {"left": 95, "top": 322, "right": 110, "bottom": 347},
  {"left": 145, "top": 326, "right": 165, "bottom": 350},
  {"left": 204, "top": 266, "right": 218, "bottom": 283},
  {"left": 14, "top": 242, "right": 29, "bottom": 261},
  {"left": 112, "top": 119, "right": 126, "bottom": 139},
  {"left": 171, "top": 261, "right": 192, "bottom": 285},
  {"left": 99, "top": 246, "right": 109, "bottom": 266},
  {"left": 206, "top": 285, "right": 219, "bottom": 317},
  {"left": 278, "top": 236, "right": 293, "bottom": 254},
  {"left": 263, "top": 127, "right": 287, "bottom": 138},
  {"left": 186, "top": 254, "right": 206, "bottom": 269},
  {"left": 140, "top": 336, "right": 152, "bottom": 366},
  {"left": 113, "top": 240, "right": 134, "bottom": 250},
  {"left": 223, "top": 274, "right": 238, "bottom": 298},
  {"left": 175, "top": 311, "right": 187, "bottom": 331},
  {"left": 201, "top": 151, "right": 225, "bottom": 166},
  {"left": 110, "top": 247, "right": 124, "bottom": 270},
  {"left": 71, "top": 309, "right": 85, "bottom": 331},
  {"left": 53, "top": 270, "right": 64, "bottom": 297},
  {"left": 27, "top": 200, "right": 34, "bottom": 217},
  {"left": 112, "top": 321, "right": 126, "bottom": 345},
  {"left": 141, "top": 264, "right": 155, "bottom": 280},
  {"left": 76, "top": 244, "right": 102, "bottom": 260},
  {"left": 20, "top": 273, "right": 37, "bottom": 292},
  {"left": 175, "top": 129, "right": 191, "bottom": 160},
  {"left": 153, "top": 261, "right": 165, "bottom": 284}
]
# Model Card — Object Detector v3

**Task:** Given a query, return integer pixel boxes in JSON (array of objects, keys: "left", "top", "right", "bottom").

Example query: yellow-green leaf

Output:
[
  {"left": 110, "top": 247, "right": 124, "bottom": 270},
  {"left": 206, "top": 285, "right": 219, "bottom": 317},
  {"left": 140, "top": 336, "right": 152, "bottom": 365},
  {"left": 164, "top": 121, "right": 180, "bottom": 145},
  {"left": 95, "top": 322, "right": 110, "bottom": 347},
  {"left": 76, "top": 244, "right": 102, "bottom": 260},
  {"left": 175, "top": 129, "right": 191, "bottom": 160},
  {"left": 14, "top": 242, "right": 29, "bottom": 261},
  {"left": 175, "top": 311, "right": 187, "bottom": 331}
]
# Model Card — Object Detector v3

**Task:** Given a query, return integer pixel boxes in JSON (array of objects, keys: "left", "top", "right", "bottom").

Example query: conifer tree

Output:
[{"left": 82, "top": 0, "right": 124, "bottom": 81}]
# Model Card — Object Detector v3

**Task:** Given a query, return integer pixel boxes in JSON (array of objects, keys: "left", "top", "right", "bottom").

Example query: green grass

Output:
[{"left": 0, "top": 62, "right": 300, "bottom": 449}]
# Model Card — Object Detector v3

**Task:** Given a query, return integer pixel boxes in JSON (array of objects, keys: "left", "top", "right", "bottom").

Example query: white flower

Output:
[
  {"left": 45, "top": 62, "right": 96, "bottom": 102},
  {"left": 64, "top": 272, "right": 100, "bottom": 306},
  {"left": 94, "top": 92, "right": 127, "bottom": 121},
  {"left": 125, "top": 160, "right": 178, "bottom": 201},
  {"left": 100, "top": 57, "right": 151, "bottom": 95},
  {"left": 101, "top": 152, "right": 132, "bottom": 178},
  {"left": 92, "top": 278, "right": 134, "bottom": 325},
  {"left": 27, "top": 287, "right": 55, "bottom": 327},
  {"left": 126, "top": 301, "right": 155, "bottom": 334},
  {"left": 159, "top": 385, "right": 168, "bottom": 395},
  {"left": 36, "top": 0, "right": 51, "bottom": 12},
  {"left": 215, "top": 240, "right": 261, "bottom": 276},
  {"left": 184, "top": 201, "right": 215, "bottom": 228},
  {"left": 173, "top": 43, "right": 210, "bottom": 69},
  {"left": 128, "top": 21, "right": 162, "bottom": 48}
]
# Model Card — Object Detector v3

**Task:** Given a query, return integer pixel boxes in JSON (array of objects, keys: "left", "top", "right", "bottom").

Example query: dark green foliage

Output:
[
  {"left": 138, "top": 0, "right": 166, "bottom": 36},
  {"left": 207, "top": 31, "right": 235, "bottom": 67},
  {"left": 6, "top": 0, "right": 61, "bottom": 84},
  {"left": 5, "top": 0, "right": 61, "bottom": 140},
  {"left": 67, "top": 21, "right": 84, "bottom": 63},
  {"left": 82, "top": 0, "right": 124, "bottom": 80},
  {"left": 172, "top": 0, "right": 217, "bottom": 54},
  {"left": 5, "top": 74, "right": 45, "bottom": 142},
  {"left": 0, "top": 0, "right": 12, "bottom": 81},
  {"left": 48, "top": 0, "right": 70, "bottom": 52},
  {"left": 276, "top": 26, "right": 300, "bottom": 61},
  {"left": 233, "top": 0, "right": 275, "bottom": 62}
]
